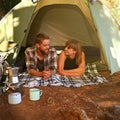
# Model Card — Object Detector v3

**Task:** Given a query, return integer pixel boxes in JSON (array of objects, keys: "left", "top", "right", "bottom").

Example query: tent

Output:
[{"left": 0, "top": 0, "right": 120, "bottom": 74}]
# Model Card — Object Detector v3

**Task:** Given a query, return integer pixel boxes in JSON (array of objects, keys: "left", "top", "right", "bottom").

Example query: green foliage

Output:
[
  {"left": 1, "top": 0, "right": 21, "bottom": 13},
  {"left": 109, "top": 0, "right": 120, "bottom": 23},
  {"left": 112, "top": 8, "right": 120, "bottom": 21}
]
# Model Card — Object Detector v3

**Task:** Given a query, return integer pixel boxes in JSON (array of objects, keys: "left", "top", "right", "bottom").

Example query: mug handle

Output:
[{"left": 39, "top": 90, "right": 43, "bottom": 96}]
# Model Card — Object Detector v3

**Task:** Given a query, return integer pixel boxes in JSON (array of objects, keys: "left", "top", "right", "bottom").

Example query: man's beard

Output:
[{"left": 39, "top": 48, "right": 49, "bottom": 55}]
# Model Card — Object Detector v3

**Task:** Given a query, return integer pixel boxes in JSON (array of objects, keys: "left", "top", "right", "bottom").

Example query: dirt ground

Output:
[{"left": 0, "top": 71, "right": 120, "bottom": 120}]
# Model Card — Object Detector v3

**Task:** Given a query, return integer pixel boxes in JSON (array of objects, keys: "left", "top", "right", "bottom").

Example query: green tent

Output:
[{"left": 0, "top": 0, "right": 120, "bottom": 74}]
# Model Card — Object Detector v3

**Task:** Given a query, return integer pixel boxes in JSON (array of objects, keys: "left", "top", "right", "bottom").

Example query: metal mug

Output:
[
  {"left": 29, "top": 88, "right": 42, "bottom": 101},
  {"left": 8, "top": 92, "right": 22, "bottom": 104}
]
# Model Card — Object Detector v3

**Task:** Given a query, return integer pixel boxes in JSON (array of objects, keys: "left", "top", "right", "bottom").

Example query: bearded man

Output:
[{"left": 25, "top": 33, "right": 57, "bottom": 80}]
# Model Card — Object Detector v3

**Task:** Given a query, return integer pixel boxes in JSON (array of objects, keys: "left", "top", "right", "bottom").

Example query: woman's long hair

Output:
[{"left": 65, "top": 39, "right": 82, "bottom": 65}]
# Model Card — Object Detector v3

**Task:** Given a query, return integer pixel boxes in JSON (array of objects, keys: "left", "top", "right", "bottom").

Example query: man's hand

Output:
[{"left": 42, "top": 69, "right": 51, "bottom": 80}]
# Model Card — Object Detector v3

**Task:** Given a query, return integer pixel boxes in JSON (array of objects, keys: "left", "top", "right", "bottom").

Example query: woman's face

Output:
[{"left": 64, "top": 46, "right": 76, "bottom": 58}]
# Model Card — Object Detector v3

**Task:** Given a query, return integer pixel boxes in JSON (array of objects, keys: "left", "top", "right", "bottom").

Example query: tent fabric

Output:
[
  {"left": 25, "top": 0, "right": 99, "bottom": 47},
  {"left": 26, "top": 4, "right": 100, "bottom": 47},
  {"left": 23, "top": 0, "right": 120, "bottom": 74},
  {"left": 0, "top": 0, "right": 120, "bottom": 74},
  {"left": 89, "top": 2, "right": 120, "bottom": 74}
]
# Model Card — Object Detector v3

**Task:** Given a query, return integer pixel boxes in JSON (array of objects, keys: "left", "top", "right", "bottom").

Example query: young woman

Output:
[{"left": 58, "top": 39, "right": 85, "bottom": 77}]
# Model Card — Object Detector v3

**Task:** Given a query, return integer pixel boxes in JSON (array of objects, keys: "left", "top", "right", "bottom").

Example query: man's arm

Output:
[
  {"left": 25, "top": 47, "right": 42, "bottom": 77},
  {"left": 28, "top": 69, "right": 43, "bottom": 77},
  {"left": 49, "top": 47, "right": 58, "bottom": 74}
]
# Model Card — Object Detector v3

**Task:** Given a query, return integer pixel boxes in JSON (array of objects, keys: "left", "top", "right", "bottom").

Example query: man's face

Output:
[{"left": 37, "top": 39, "right": 50, "bottom": 55}]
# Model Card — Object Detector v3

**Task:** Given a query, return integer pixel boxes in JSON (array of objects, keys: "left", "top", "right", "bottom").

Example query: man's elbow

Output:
[
  {"left": 27, "top": 69, "right": 34, "bottom": 75},
  {"left": 27, "top": 70, "right": 32, "bottom": 74}
]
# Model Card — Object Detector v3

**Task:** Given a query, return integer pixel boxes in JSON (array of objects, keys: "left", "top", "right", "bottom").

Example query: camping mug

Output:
[
  {"left": 29, "top": 88, "right": 42, "bottom": 101},
  {"left": 8, "top": 92, "right": 22, "bottom": 104}
]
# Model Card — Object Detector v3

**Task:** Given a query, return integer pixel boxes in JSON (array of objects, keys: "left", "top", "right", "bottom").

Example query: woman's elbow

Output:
[
  {"left": 78, "top": 68, "right": 85, "bottom": 76},
  {"left": 58, "top": 69, "right": 64, "bottom": 75}
]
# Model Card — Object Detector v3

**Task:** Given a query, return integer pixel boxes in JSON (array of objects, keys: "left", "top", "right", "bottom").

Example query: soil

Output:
[{"left": 0, "top": 71, "right": 120, "bottom": 120}]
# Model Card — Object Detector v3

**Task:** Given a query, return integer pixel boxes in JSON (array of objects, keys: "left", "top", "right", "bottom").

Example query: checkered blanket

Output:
[{"left": 17, "top": 63, "right": 107, "bottom": 88}]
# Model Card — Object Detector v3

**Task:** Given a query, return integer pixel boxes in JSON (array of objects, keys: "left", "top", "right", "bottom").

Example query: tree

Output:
[{"left": 1, "top": 0, "right": 21, "bottom": 13}]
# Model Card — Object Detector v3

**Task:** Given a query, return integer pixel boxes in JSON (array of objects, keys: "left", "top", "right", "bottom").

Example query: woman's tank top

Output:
[{"left": 64, "top": 58, "right": 78, "bottom": 70}]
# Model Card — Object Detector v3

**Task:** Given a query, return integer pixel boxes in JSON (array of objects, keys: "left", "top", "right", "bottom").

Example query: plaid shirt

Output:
[{"left": 25, "top": 46, "right": 57, "bottom": 72}]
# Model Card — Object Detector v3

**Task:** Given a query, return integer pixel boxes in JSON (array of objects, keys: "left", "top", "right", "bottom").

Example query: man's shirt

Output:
[{"left": 25, "top": 46, "right": 58, "bottom": 72}]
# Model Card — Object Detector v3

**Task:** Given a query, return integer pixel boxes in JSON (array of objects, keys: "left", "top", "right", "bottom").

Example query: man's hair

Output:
[{"left": 35, "top": 33, "right": 50, "bottom": 44}]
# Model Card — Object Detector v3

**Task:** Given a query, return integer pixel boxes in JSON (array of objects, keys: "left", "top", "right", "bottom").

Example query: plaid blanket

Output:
[{"left": 17, "top": 63, "right": 107, "bottom": 88}]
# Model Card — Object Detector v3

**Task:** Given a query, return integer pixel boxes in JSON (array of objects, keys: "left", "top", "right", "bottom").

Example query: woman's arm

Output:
[
  {"left": 58, "top": 52, "right": 86, "bottom": 77},
  {"left": 58, "top": 51, "right": 66, "bottom": 74}
]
